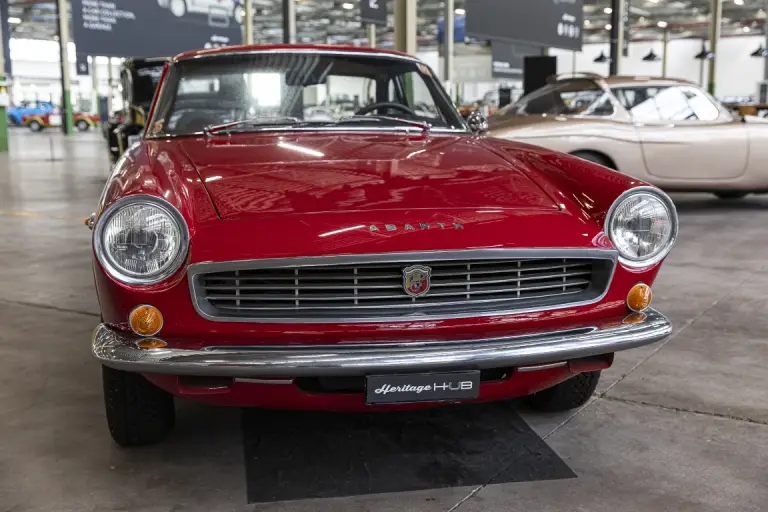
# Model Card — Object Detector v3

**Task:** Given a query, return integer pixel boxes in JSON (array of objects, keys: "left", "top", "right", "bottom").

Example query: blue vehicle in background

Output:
[{"left": 7, "top": 101, "right": 55, "bottom": 125}]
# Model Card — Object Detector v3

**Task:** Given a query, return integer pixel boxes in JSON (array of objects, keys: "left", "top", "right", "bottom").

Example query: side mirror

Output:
[{"left": 466, "top": 111, "right": 489, "bottom": 135}]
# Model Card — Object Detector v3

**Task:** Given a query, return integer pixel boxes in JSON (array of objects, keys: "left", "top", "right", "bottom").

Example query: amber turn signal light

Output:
[
  {"left": 129, "top": 305, "right": 164, "bottom": 337},
  {"left": 626, "top": 283, "right": 652, "bottom": 313}
]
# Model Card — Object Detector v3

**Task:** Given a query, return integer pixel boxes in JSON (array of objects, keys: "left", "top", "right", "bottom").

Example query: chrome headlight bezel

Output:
[
  {"left": 604, "top": 186, "right": 678, "bottom": 268},
  {"left": 93, "top": 194, "right": 190, "bottom": 286}
]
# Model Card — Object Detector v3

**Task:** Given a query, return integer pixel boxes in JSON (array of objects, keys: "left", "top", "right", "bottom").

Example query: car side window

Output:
[
  {"left": 679, "top": 86, "right": 720, "bottom": 121},
  {"left": 615, "top": 85, "right": 722, "bottom": 123}
]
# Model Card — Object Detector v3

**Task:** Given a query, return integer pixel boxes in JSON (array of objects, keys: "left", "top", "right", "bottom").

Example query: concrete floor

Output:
[{"left": 0, "top": 130, "right": 766, "bottom": 511}]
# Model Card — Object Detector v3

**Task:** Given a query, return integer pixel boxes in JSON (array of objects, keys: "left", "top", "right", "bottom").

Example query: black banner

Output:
[
  {"left": 491, "top": 42, "right": 541, "bottom": 79},
  {"left": 70, "top": 0, "right": 243, "bottom": 58},
  {"left": 76, "top": 54, "right": 90, "bottom": 76},
  {"left": 466, "top": 0, "right": 583, "bottom": 51},
  {"left": 360, "top": 0, "right": 388, "bottom": 26},
  {"left": 0, "top": 0, "right": 11, "bottom": 76}
]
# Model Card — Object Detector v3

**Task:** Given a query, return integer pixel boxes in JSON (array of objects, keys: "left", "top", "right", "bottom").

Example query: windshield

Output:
[
  {"left": 498, "top": 79, "right": 614, "bottom": 118},
  {"left": 148, "top": 52, "right": 466, "bottom": 136}
]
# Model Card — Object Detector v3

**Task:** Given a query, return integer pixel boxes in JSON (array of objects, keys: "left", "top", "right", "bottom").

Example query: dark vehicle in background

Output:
[
  {"left": 106, "top": 57, "right": 168, "bottom": 164},
  {"left": 102, "top": 110, "right": 126, "bottom": 139}
]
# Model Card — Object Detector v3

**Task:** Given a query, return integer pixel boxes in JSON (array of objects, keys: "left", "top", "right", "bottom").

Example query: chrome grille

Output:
[{"left": 189, "top": 251, "right": 616, "bottom": 322}]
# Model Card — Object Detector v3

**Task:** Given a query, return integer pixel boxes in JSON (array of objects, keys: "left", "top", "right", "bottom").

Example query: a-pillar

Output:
[
  {"left": 708, "top": 0, "right": 722, "bottom": 95},
  {"left": 57, "top": 0, "right": 74, "bottom": 135}
]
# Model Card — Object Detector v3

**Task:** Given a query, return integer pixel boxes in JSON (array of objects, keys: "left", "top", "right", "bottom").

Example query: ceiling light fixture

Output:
[
  {"left": 604, "top": 7, "right": 613, "bottom": 14},
  {"left": 584, "top": 19, "right": 591, "bottom": 26},
  {"left": 605, "top": 23, "right": 612, "bottom": 30},
  {"left": 742, "top": 26, "right": 750, "bottom": 32},
  {"left": 594, "top": 51, "right": 611, "bottom": 63},
  {"left": 342, "top": 2, "right": 353, "bottom": 9},
  {"left": 657, "top": 21, "right": 668, "bottom": 28},
  {"left": 454, "top": 8, "right": 466, "bottom": 15},
  {"left": 734, "top": 0, "right": 744, "bottom": 5},
  {"left": 642, "top": 49, "right": 661, "bottom": 61},
  {"left": 7, "top": 17, "right": 21, "bottom": 24}
]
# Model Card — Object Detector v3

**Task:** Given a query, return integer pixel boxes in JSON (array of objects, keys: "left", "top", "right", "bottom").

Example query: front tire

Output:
[
  {"left": 570, "top": 151, "right": 615, "bottom": 170},
  {"left": 28, "top": 120, "right": 43, "bottom": 132},
  {"left": 714, "top": 191, "right": 748, "bottom": 200},
  {"left": 524, "top": 371, "right": 600, "bottom": 412},
  {"left": 102, "top": 365, "right": 175, "bottom": 447},
  {"left": 76, "top": 119, "right": 90, "bottom": 132}
]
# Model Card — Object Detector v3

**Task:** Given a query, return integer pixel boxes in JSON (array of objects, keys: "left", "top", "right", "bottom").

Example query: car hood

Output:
[{"left": 177, "top": 132, "right": 560, "bottom": 219}]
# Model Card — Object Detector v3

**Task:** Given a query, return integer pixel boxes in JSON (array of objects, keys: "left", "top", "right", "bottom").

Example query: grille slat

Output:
[
  {"left": 208, "top": 288, "right": 586, "bottom": 311},
  {"left": 193, "top": 255, "right": 614, "bottom": 321}
]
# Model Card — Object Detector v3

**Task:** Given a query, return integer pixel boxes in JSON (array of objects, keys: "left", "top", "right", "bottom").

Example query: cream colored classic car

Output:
[{"left": 489, "top": 73, "right": 768, "bottom": 199}]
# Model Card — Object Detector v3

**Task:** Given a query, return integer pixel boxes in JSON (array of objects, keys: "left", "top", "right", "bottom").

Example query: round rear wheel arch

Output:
[{"left": 570, "top": 150, "right": 617, "bottom": 170}]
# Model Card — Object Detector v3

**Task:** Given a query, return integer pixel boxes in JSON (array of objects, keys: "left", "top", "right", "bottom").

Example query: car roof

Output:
[
  {"left": 601, "top": 75, "right": 695, "bottom": 87},
  {"left": 554, "top": 73, "right": 695, "bottom": 88},
  {"left": 173, "top": 44, "right": 416, "bottom": 62}
]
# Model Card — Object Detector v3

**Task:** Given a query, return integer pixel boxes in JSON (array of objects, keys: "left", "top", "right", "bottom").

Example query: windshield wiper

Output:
[
  {"left": 336, "top": 115, "right": 431, "bottom": 134},
  {"left": 204, "top": 117, "right": 303, "bottom": 136}
]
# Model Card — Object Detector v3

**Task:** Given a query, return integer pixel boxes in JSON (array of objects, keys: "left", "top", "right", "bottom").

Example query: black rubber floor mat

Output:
[{"left": 242, "top": 401, "right": 575, "bottom": 503}]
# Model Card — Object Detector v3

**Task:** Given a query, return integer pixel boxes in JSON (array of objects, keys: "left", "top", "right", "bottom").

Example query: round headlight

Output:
[
  {"left": 94, "top": 195, "right": 189, "bottom": 285},
  {"left": 605, "top": 187, "right": 678, "bottom": 268}
]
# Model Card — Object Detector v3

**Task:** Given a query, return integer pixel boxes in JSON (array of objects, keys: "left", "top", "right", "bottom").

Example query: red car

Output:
[{"left": 88, "top": 44, "right": 677, "bottom": 446}]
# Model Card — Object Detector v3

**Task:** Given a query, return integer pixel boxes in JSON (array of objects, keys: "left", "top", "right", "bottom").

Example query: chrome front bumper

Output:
[
  {"left": 92, "top": 309, "right": 672, "bottom": 378},
  {"left": 92, "top": 309, "right": 672, "bottom": 377}
]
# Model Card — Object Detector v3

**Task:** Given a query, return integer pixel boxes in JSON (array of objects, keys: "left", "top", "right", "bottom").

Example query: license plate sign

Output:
[{"left": 366, "top": 371, "right": 480, "bottom": 405}]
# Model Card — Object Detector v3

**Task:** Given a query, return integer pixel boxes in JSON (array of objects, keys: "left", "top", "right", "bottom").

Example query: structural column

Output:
[
  {"left": 244, "top": 0, "right": 254, "bottom": 44},
  {"left": 0, "top": 0, "right": 8, "bottom": 153},
  {"left": 608, "top": 0, "right": 625, "bottom": 75},
  {"left": 57, "top": 0, "right": 74, "bottom": 135},
  {"left": 707, "top": 0, "right": 722, "bottom": 95},
  {"left": 764, "top": 23, "right": 768, "bottom": 81},
  {"left": 394, "top": 0, "right": 417, "bottom": 55},
  {"left": 91, "top": 58, "right": 99, "bottom": 114},
  {"left": 661, "top": 29, "right": 669, "bottom": 78},
  {"left": 443, "top": 0, "right": 454, "bottom": 90},
  {"left": 282, "top": 0, "right": 296, "bottom": 44},
  {"left": 367, "top": 24, "right": 376, "bottom": 48}
]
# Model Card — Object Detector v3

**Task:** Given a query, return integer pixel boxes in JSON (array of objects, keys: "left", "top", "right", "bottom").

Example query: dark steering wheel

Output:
[{"left": 355, "top": 102, "right": 417, "bottom": 116}]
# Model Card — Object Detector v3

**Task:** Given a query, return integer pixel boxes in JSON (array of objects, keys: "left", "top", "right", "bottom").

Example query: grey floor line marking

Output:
[
  {"left": 0, "top": 298, "right": 100, "bottom": 318},
  {"left": 602, "top": 396, "right": 768, "bottom": 426},
  {"left": 448, "top": 264, "right": 763, "bottom": 512}
]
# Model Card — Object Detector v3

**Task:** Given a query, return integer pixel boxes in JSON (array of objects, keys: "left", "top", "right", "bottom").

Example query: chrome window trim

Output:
[
  {"left": 187, "top": 248, "right": 618, "bottom": 324},
  {"left": 145, "top": 125, "right": 469, "bottom": 141},
  {"left": 175, "top": 48, "right": 425, "bottom": 64}
]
